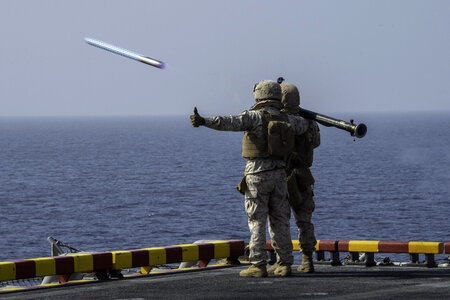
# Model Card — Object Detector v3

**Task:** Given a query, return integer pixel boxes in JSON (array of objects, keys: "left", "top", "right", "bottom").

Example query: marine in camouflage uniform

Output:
[
  {"left": 281, "top": 82, "right": 320, "bottom": 273},
  {"left": 190, "top": 80, "right": 309, "bottom": 277}
]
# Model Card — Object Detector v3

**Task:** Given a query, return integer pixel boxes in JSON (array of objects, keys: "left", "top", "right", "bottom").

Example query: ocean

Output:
[{"left": 0, "top": 112, "right": 449, "bottom": 262}]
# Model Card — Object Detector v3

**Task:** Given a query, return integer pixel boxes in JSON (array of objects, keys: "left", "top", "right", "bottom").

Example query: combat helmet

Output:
[
  {"left": 253, "top": 80, "right": 282, "bottom": 101},
  {"left": 280, "top": 82, "right": 300, "bottom": 112}
]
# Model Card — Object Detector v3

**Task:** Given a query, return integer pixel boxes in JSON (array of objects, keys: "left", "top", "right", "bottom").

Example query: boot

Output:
[
  {"left": 267, "top": 263, "right": 279, "bottom": 275},
  {"left": 239, "top": 264, "right": 268, "bottom": 278},
  {"left": 274, "top": 264, "right": 292, "bottom": 277},
  {"left": 297, "top": 252, "right": 314, "bottom": 273}
]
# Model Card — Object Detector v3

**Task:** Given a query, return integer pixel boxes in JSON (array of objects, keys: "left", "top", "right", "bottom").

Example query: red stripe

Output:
[
  {"left": 54, "top": 256, "right": 75, "bottom": 274},
  {"left": 165, "top": 246, "right": 182, "bottom": 263},
  {"left": 92, "top": 252, "right": 113, "bottom": 270},
  {"left": 379, "top": 241, "right": 409, "bottom": 253},
  {"left": 266, "top": 240, "right": 274, "bottom": 251},
  {"left": 197, "top": 243, "right": 215, "bottom": 260},
  {"left": 338, "top": 241, "right": 349, "bottom": 252},
  {"left": 445, "top": 242, "right": 450, "bottom": 254},
  {"left": 228, "top": 240, "right": 245, "bottom": 257},
  {"left": 15, "top": 260, "right": 36, "bottom": 279},
  {"left": 131, "top": 250, "right": 149, "bottom": 268},
  {"left": 317, "top": 240, "right": 338, "bottom": 252}
]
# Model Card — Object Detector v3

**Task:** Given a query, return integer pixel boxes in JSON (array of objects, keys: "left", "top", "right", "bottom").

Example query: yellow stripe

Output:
[
  {"left": 147, "top": 247, "right": 166, "bottom": 265},
  {"left": 141, "top": 266, "right": 152, "bottom": 274},
  {"left": 408, "top": 242, "right": 443, "bottom": 254},
  {"left": 73, "top": 254, "right": 94, "bottom": 272},
  {"left": 211, "top": 241, "right": 230, "bottom": 258},
  {"left": 0, "top": 262, "right": 15, "bottom": 281},
  {"left": 30, "top": 257, "right": 56, "bottom": 277},
  {"left": 348, "top": 241, "right": 379, "bottom": 252},
  {"left": 36, "top": 282, "right": 62, "bottom": 287},
  {"left": 111, "top": 251, "right": 132, "bottom": 270},
  {"left": 315, "top": 240, "right": 321, "bottom": 251},
  {"left": 176, "top": 244, "right": 200, "bottom": 262},
  {"left": 0, "top": 287, "right": 27, "bottom": 292},
  {"left": 292, "top": 240, "right": 300, "bottom": 251}
]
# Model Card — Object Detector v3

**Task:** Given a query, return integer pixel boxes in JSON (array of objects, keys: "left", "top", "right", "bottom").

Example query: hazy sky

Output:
[{"left": 0, "top": 0, "right": 449, "bottom": 116}]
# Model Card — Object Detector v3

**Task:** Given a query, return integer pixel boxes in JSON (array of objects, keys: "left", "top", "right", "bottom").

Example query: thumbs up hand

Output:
[{"left": 190, "top": 107, "right": 205, "bottom": 127}]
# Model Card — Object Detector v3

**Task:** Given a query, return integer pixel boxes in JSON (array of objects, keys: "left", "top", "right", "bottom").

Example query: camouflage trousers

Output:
[
  {"left": 245, "top": 168, "right": 293, "bottom": 266},
  {"left": 291, "top": 185, "right": 317, "bottom": 253}
]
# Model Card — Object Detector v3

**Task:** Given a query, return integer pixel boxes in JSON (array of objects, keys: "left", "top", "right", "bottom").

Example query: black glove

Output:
[{"left": 190, "top": 107, "right": 205, "bottom": 127}]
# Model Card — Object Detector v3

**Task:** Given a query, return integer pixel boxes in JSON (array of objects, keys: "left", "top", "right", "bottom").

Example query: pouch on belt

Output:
[
  {"left": 237, "top": 174, "right": 247, "bottom": 195},
  {"left": 295, "top": 166, "right": 315, "bottom": 191},
  {"left": 287, "top": 166, "right": 315, "bottom": 209},
  {"left": 287, "top": 170, "right": 303, "bottom": 209}
]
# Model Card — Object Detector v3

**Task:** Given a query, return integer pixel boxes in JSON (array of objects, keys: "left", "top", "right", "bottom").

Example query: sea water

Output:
[{"left": 0, "top": 112, "right": 449, "bottom": 261}]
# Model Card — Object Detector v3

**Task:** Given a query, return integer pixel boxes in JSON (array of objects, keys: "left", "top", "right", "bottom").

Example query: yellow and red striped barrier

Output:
[
  {"left": 0, "top": 252, "right": 112, "bottom": 282},
  {"left": 111, "top": 240, "right": 245, "bottom": 273},
  {"left": 337, "top": 240, "right": 443, "bottom": 254},
  {"left": 338, "top": 240, "right": 443, "bottom": 267},
  {"left": 0, "top": 240, "right": 245, "bottom": 282},
  {"left": 265, "top": 239, "right": 445, "bottom": 267},
  {"left": 265, "top": 240, "right": 338, "bottom": 252},
  {"left": 265, "top": 240, "right": 341, "bottom": 266}
]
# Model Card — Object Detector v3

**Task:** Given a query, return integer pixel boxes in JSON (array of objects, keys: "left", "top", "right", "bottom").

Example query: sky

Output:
[{"left": 0, "top": 0, "right": 449, "bottom": 116}]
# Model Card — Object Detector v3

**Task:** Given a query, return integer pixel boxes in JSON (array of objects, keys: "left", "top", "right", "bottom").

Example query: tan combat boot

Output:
[
  {"left": 267, "top": 263, "right": 279, "bottom": 275},
  {"left": 297, "top": 251, "right": 314, "bottom": 273},
  {"left": 239, "top": 264, "right": 268, "bottom": 278},
  {"left": 274, "top": 264, "right": 292, "bottom": 277}
]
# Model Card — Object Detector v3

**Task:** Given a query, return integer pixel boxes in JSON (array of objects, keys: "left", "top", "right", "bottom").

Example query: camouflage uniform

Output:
[
  {"left": 203, "top": 103, "right": 309, "bottom": 266},
  {"left": 280, "top": 82, "right": 321, "bottom": 255},
  {"left": 289, "top": 120, "right": 320, "bottom": 253}
]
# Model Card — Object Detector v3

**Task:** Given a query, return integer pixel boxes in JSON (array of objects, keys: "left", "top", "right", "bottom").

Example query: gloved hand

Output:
[{"left": 190, "top": 107, "right": 205, "bottom": 127}]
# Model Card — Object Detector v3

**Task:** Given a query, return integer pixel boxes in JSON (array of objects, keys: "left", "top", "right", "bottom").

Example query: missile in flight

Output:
[{"left": 84, "top": 37, "right": 165, "bottom": 69}]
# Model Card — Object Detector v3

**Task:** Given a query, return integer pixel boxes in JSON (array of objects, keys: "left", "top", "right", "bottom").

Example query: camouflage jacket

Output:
[{"left": 204, "top": 105, "right": 309, "bottom": 174}]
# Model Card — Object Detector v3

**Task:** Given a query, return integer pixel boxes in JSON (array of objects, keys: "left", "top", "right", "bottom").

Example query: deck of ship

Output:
[{"left": 1, "top": 263, "right": 450, "bottom": 299}]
